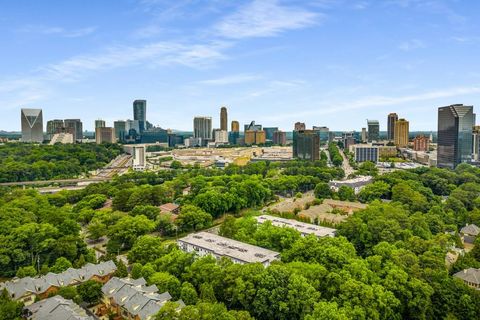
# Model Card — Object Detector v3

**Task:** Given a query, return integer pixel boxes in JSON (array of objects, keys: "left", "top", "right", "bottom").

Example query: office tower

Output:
[
  {"left": 342, "top": 132, "right": 356, "bottom": 150},
  {"left": 361, "top": 128, "right": 367, "bottom": 143},
  {"left": 194, "top": 117, "right": 212, "bottom": 141},
  {"left": 437, "top": 104, "right": 474, "bottom": 169},
  {"left": 264, "top": 127, "right": 279, "bottom": 141},
  {"left": 215, "top": 130, "right": 229, "bottom": 144},
  {"left": 140, "top": 127, "right": 168, "bottom": 143},
  {"left": 293, "top": 130, "right": 320, "bottom": 161},
  {"left": 273, "top": 131, "right": 287, "bottom": 145},
  {"left": 245, "top": 130, "right": 266, "bottom": 145},
  {"left": 21, "top": 108, "right": 44, "bottom": 143},
  {"left": 312, "top": 126, "right": 330, "bottom": 144},
  {"left": 394, "top": 118, "right": 409, "bottom": 148},
  {"left": 387, "top": 113, "right": 398, "bottom": 141},
  {"left": 126, "top": 119, "right": 140, "bottom": 134},
  {"left": 95, "top": 119, "right": 106, "bottom": 128},
  {"left": 133, "top": 100, "right": 147, "bottom": 133},
  {"left": 244, "top": 121, "right": 262, "bottom": 132},
  {"left": 472, "top": 126, "right": 480, "bottom": 161},
  {"left": 231, "top": 120, "right": 240, "bottom": 132},
  {"left": 46, "top": 119, "right": 64, "bottom": 140},
  {"left": 367, "top": 120, "right": 379, "bottom": 142},
  {"left": 95, "top": 127, "right": 116, "bottom": 144},
  {"left": 413, "top": 135, "right": 430, "bottom": 152},
  {"left": 114, "top": 120, "right": 127, "bottom": 142},
  {"left": 294, "top": 122, "right": 306, "bottom": 131},
  {"left": 64, "top": 119, "right": 83, "bottom": 142},
  {"left": 353, "top": 145, "right": 379, "bottom": 163},
  {"left": 220, "top": 107, "right": 228, "bottom": 131}
]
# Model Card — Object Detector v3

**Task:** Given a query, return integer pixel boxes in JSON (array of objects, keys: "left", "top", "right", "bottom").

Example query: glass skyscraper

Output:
[
  {"left": 367, "top": 120, "right": 380, "bottom": 142},
  {"left": 21, "top": 108, "right": 44, "bottom": 143},
  {"left": 133, "top": 100, "right": 147, "bottom": 133},
  {"left": 437, "top": 104, "right": 474, "bottom": 169}
]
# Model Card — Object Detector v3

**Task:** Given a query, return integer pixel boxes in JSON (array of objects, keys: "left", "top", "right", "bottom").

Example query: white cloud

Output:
[
  {"left": 214, "top": 0, "right": 319, "bottom": 39},
  {"left": 197, "top": 74, "right": 262, "bottom": 86},
  {"left": 17, "top": 25, "right": 97, "bottom": 38}
]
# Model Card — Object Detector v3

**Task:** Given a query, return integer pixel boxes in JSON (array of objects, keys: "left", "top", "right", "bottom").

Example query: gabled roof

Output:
[
  {"left": 460, "top": 224, "right": 480, "bottom": 236},
  {"left": 24, "top": 296, "right": 93, "bottom": 320},
  {"left": 453, "top": 268, "right": 480, "bottom": 285},
  {"left": 0, "top": 261, "right": 116, "bottom": 299},
  {"left": 102, "top": 277, "right": 176, "bottom": 320}
]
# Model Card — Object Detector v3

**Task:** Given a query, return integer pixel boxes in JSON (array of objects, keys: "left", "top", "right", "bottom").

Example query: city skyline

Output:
[{"left": 2, "top": 1, "right": 480, "bottom": 131}]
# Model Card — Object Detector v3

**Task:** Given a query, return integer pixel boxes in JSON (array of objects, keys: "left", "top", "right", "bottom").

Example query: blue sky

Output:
[{"left": 1, "top": 0, "right": 480, "bottom": 131}]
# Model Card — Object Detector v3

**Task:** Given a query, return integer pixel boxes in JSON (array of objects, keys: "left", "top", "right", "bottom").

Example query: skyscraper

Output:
[
  {"left": 437, "top": 104, "right": 474, "bottom": 169},
  {"left": 21, "top": 108, "right": 44, "bottom": 143},
  {"left": 46, "top": 119, "right": 64, "bottom": 140},
  {"left": 361, "top": 128, "right": 367, "bottom": 143},
  {"left": 220, "top": 107, "right": 228, "bottom": 131},
  {"left": 133, "top": 100, "right": 147, "bottom": 133},
  {"left": 394, "top": 118, "right": 409, "bottom": 148},
  {"left": 114, "top": 120, "right": 127, "bottom": 142},
  {"left": 293, "top": 130, "right": 319, "bottom": 161},
  {"left": 95, "top": 127, "right": 116, "bottom": 144},
  {"left": 273, "top": 131, "right": 287, "bottom": 145},
  {"left": 231, "top": 120, "right": 239, "bottom": 132},
  {"left": 64, "top": 119, "right": 83, "bottom": 142},
  {"left": 294, "top": 122, "right": 306, "bottom": 131},
  {"left": 194, "top": 117, "right": 212, "bottom": 141},
  {"left": 367, "top": 120, "right": 379, "bottom": 142},
  {"left": 387, "top": 113, "right": 398, "bottom": 141},
  {"left": 264, "top": 127, "right": 279, "bottom": 141},
  {"left": 473, "top": 126, "right": 480, "bottom": 161},
  {"left": 95, "top": 120, "right": 106, "bottom": 128}
]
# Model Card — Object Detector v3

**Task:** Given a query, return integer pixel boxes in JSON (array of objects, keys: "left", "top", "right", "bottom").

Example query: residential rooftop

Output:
[
  {"left": 453, "top": 268, "right": 480, "bottom": 288},
  {"left": 460, "top": 224, "right": 480, "bottom": 236},
  {"left": 102, "top": 277, "right": 183, "bottom": 320},
  {"left": 256, "top": 215, "right": 336, "bottom": 238},
  {"left": 178, "top": 232, "right": 280, "bottom": 264},
  {"left": 24, "top": 296, "right": 93, "bottom": 320}
]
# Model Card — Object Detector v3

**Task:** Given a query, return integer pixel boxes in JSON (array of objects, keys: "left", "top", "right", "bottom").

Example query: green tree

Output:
[
  {"left": 77, "top": 280, "right": 102, "bottom": 305},
  {"left": 128, "top": 235, "right": 165, "bottom": 264},
  {"left": 130, "top": 205, "right": 160, "bottom": 220},
  {"left": 314, "top": 182, "right": 332, "bottom": 199},
  {"left": 337, "top": 186, "right": 355, "bottom": 201},
  {"left": 50, "top": 257, "right": 73, "bottom": 273},
  {"left": 175, "top": 205, "right": 213, "bottom": 232},
  {"left": 57, "top": 286, "right": 78, "bottom": 300},
  {"left": 180, "top": 282, "right": 198, "bottom": 305},
  {"left": 107, "top": 215, "right": 156, "bottom": 250},
  {"left": 149, "top": 272, "right": 181, "bottom": 299},
  {"left": 0, "top": 289, "right": 23, "bottom": 320},
  {"left": 16, "top": 266, "right": 37, "bottom": 278}
]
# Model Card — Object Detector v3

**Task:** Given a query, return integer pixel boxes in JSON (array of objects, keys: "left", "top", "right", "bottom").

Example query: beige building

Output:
[
  {"left": 245, "top": 130, "right": 266, "bottom": 145},
  {"left": 394, "top": 118, "right": 409, "bottom": 148},
  {"left": 231, "top": 120, "right": 239, "bottom": 132},
  {"left": 220, "top": 106, "right": 228, "bottom": 131},
  {"left": 95, "top": 127, "right": 116, "bottom": 144},
  {"left": 379, "top": 146, "right": 397, "bottom": 158}
]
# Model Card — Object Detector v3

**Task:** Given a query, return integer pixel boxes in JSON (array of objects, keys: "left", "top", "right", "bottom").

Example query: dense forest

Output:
[
  {"left": 1, "top": 155, "right": 480, "bottom": 319},
  {"left": 0, "top": 143, "right": 122, "bottom": 182}
]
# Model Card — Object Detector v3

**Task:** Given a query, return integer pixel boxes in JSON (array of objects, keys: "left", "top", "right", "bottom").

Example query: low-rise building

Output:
[
  {"left": 49, "top": 132, "right": 74, "bottom": 145},
  {"left": 413, "top": 135, "right": 430, "bottom": 152},
  {"left": 178, "top": 232, "right": 280, "bottom": 266},
  {"left": 256, "top": 215, "right": 336, "bottom": 238},
  {"left": 351, "top": 144, "right": 379, "bottom": 163},
  {"left": 378, "top": 146, "right": 397, "bottom": 158},
  {"left": 329, "top": 176, "right": 373, "bottom": 194},
  {"left": 159, "top": 203, "right": 180, "bottom": 214},
  {"left": 100, "top": 277, "right": 183, "bottom": 320},
  {"left": 460, "top": 224, "right": 479, "bottom": 244},
  {"left": 453, "top": 268, "right": 480, "bottom": 290},
  {"left": 23, "top": 296, "right": 93, "bottom": 320},
  {"left": 0, "top": 261, "right": 116, "bottom": 306}
]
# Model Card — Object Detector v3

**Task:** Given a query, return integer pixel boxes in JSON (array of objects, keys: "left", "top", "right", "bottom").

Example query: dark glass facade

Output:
[
  {"left": 133, "top": 100, "right": 147, "bottom": 133},
  {"left": 293, "top": 130, "right": 320, "bottom": 161},
  {"left": 140, "top": 128, "right": 168, "bottom": 143},
  {"left": 264, "top": 127, "right": 279, "bottom": 141},
  {"left": 437, "top": 104, "right": 474, "bottom": 169},
  {"left": 367, "top": 120, "right": 379, "bottom": 142},
  {"left": 387, "top": 113, "right": 398, "bottom": 141}
]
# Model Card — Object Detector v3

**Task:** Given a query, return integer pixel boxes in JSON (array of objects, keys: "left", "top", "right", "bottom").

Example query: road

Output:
[{"left": 339, "top": 149, "right": 355, "bottom": 178}]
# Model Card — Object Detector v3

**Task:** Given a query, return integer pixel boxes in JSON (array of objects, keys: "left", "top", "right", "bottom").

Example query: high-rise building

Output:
[
  {"left": 264, "top": 127, "right": 279, "bottom": 141},
  {"left": 95, "top": 127, "right": 115, "bottom": 144},
  {"left": 21, "top": 108, "right": 44, "bottom": 143},
  {"left": 95, "top": 120, "right": 106, "bottom": 128},
  {"left": 387, "top": 113, "right": 398, "bottom": 141},
  {"left": 215, "top": 130, "right": 229, "bottom": 144},
  {"left": 293, "top": 130, "right": 320, "bottom": 161},
  {"left": 394, "top": 118, "right": 409, "bottom": 148},
  {"left": 126, "top": 119, "right": 140, "bottom": 134},
  {"left": 245, "top": 130, "right": 266, "bottom": 145},
  {"left": 361, "top": 128, "right": 367, "bottom": 143},
  {"left": 114, "top": 120, "right": 127, "bottom": 142},
  {"left": 231, "top": 121, "right": 239, "bottom": 132},
  {"left": 273, "top": 131, "right": 287, "bottom": 145},
  {"left": 64, "top": 119, "right": 83, "bottom": 142},
  {"left": 133, "top": 100, "right": 147, "bottom": 133},
  {"left": 46, "top": 119, "right": 64, "bottom": 140},
  {"left": 140, "top": 127, "right": 168, "bottom": 143},
  {"left": 294, "top": 122, "right": 306, "bottom": 131},
  {"left": 220, "top": 107, "right": 228, "bottom": 131},
  {"left": 244, "top": 121, "right": 262, "bottom": 132},
  {"left": 437, "top": 104, "right": 474, "bottom": 169},
  {"left": 367, "top": 120, "right": 379, "bottom": 142},
  {"left": 313, "top": 126, "right": 330, "bottom": 144},
  {"left": 194, "top": 117, "right": 212, "bottom": 141},
  {"left": 413, "top": 135, "right": 430, "bottom": 152},
  {"left": 472, "top": 126, "right": 480, "bottom": 161}
]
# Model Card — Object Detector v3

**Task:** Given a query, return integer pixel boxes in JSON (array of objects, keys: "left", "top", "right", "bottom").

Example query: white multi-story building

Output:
[
  {"left": 255, "top": 215, "right": 336, "bottom": 238},
  {"left": 329, "top": 176, "right": 373, "bottom": 194},
  {"left": 178, "top": 232, "right": 280, "bottom": 266}
]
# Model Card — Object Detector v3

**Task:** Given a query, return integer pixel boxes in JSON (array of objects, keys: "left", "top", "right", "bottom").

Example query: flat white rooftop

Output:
[
  {"left": 178, "top": 232, "right": 280, "bottom": 264},
  {"left": 256, "top": 215, "right": 336, "bottom": 238}
]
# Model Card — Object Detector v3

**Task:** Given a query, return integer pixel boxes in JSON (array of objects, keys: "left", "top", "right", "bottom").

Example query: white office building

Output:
[{"left": 256, "top": 215, "right": 336, "bottom": 238}]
